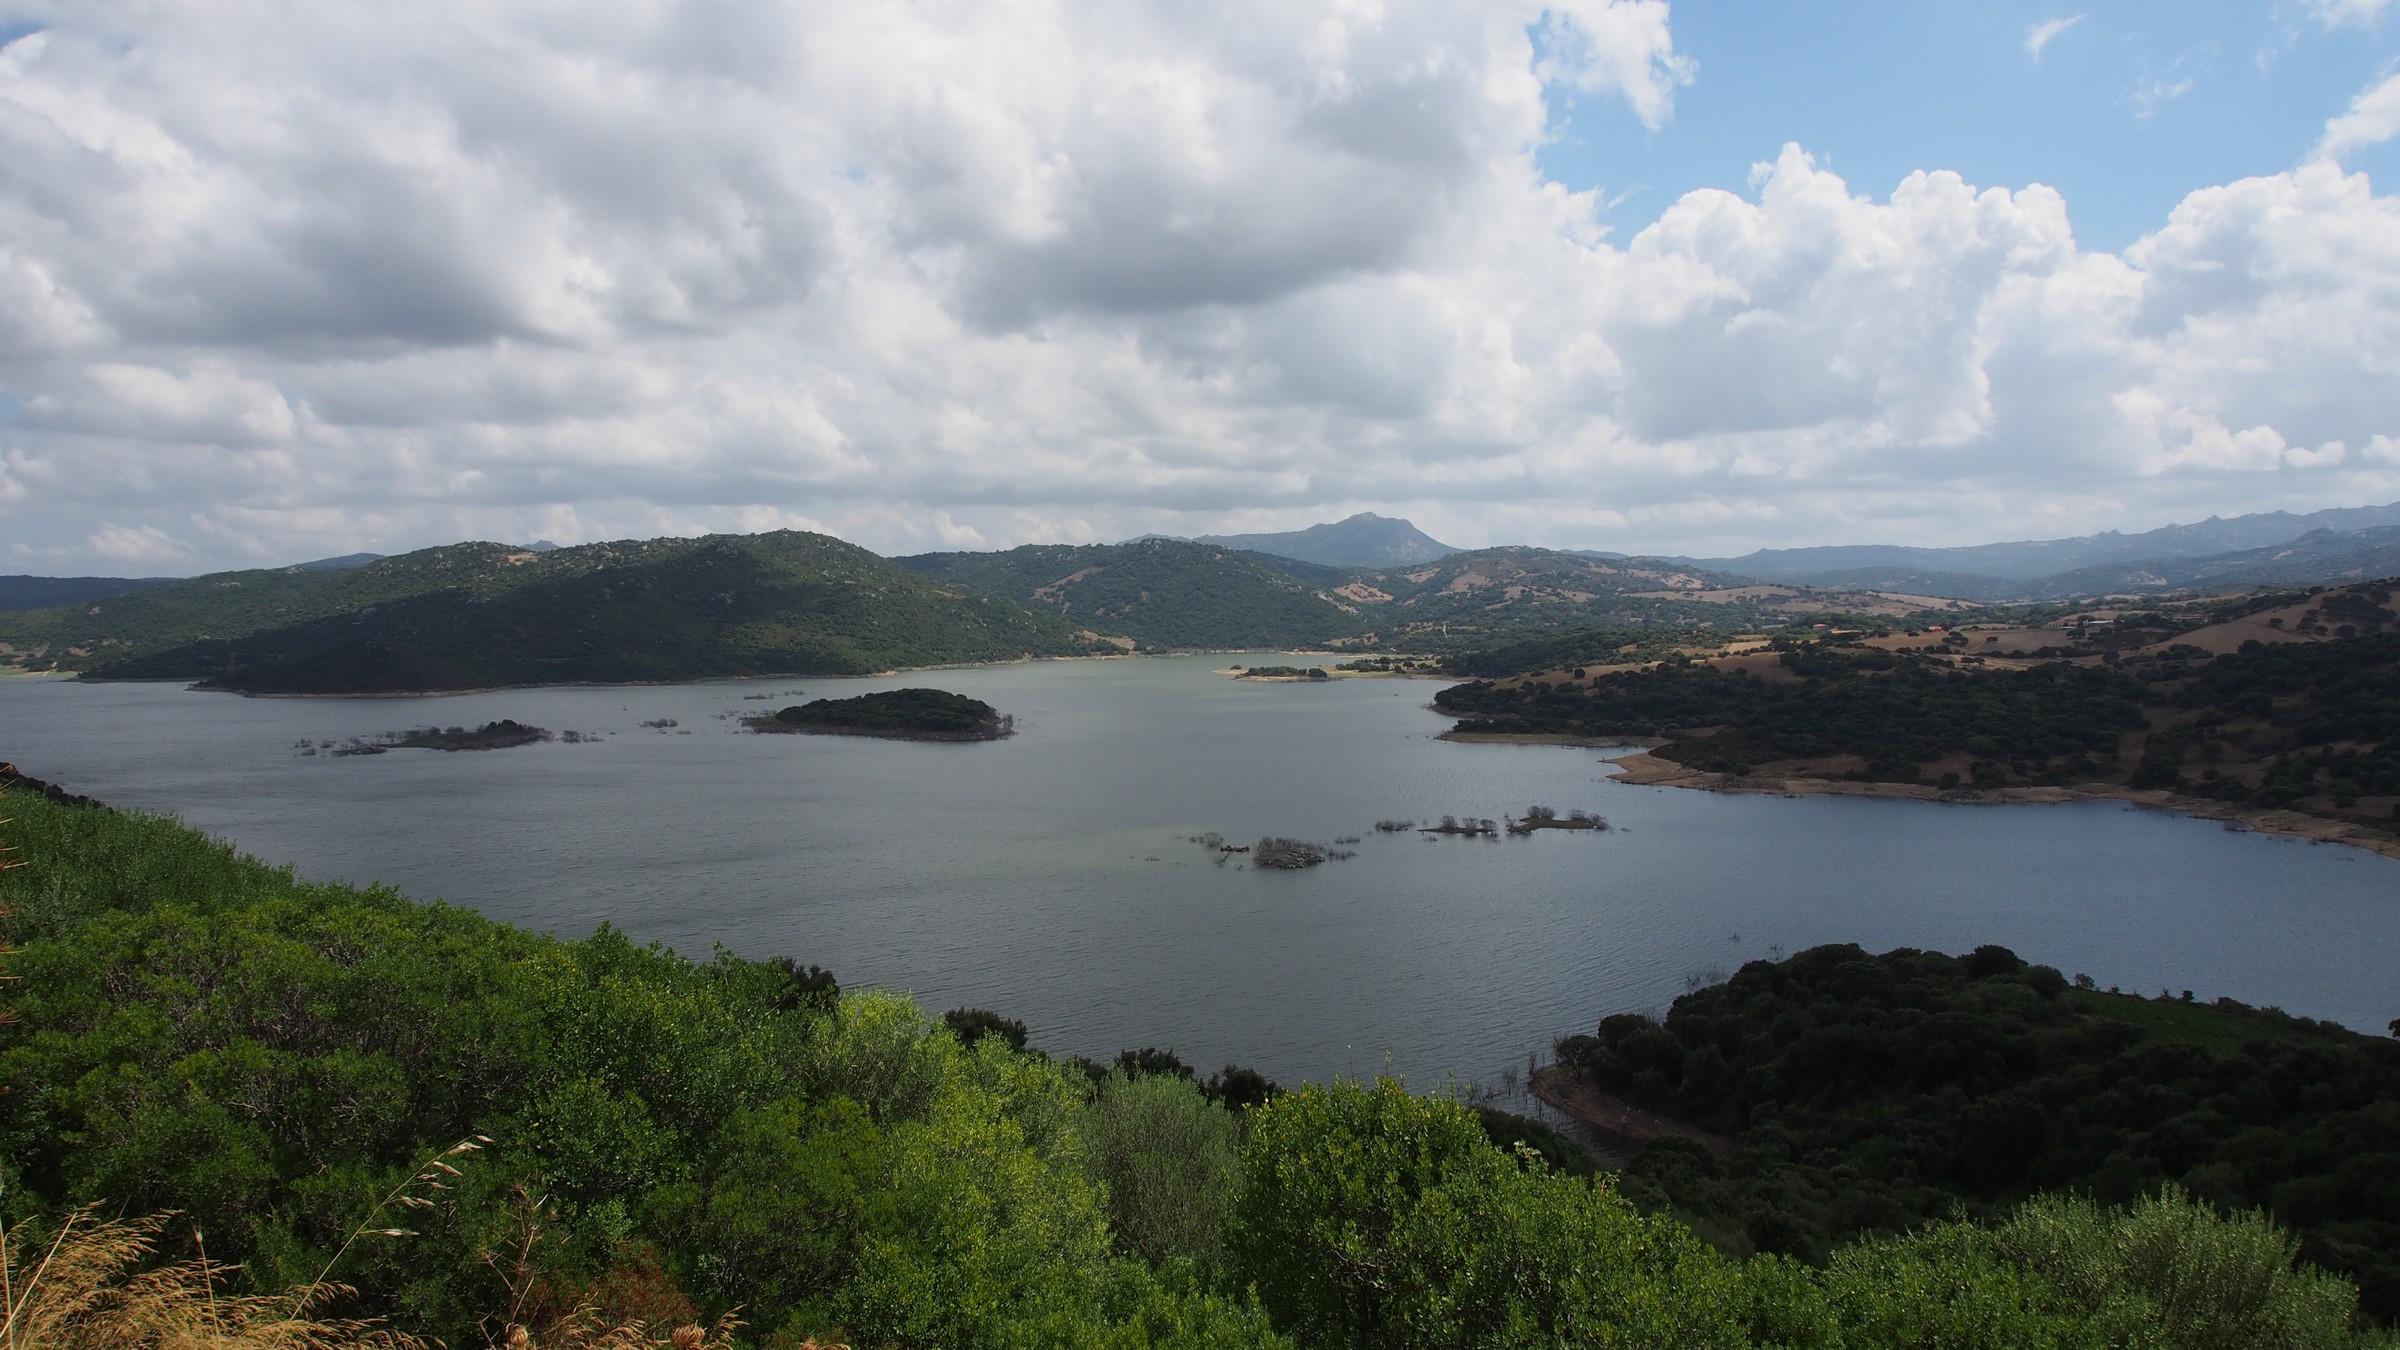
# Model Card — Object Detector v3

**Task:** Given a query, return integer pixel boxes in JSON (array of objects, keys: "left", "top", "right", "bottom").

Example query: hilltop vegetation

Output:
[
  {"left": 1437, "top": 580, "right": 2400, "bottom": 844},
  {"left": 0, "top": 573, "right": 175, "bottom": 612},
  {"left": 3, "top": 789, "right": 2391, "bottom": 1344},
  {"left": 903, "top": 538, "right": 1937, "bottom": 657},
  {"left": 0, "top": 532, "right": 1088, "bottom": 693},
  {"left": 1553, "top": 943, "right": 2400, "bottom": 1319},
  {"left": 899, "top": 538, "right": 1367, "bottom": 649},
  {"left": 2, "top": 526, "right": 1982, "bottom": 690}
]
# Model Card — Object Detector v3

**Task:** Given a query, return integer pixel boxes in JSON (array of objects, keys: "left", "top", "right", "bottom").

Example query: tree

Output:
[
  {"left": 942, "top": 1006, "right": 1029, "bottom": 1051},
  {"left": 1203, "top": 1064, "right": 1281, "bottom": 1111},
  {"left": 1229, "top": 1078, "right": 1744, "bottom": 1347},
  {"left": 1083, "top": 1070, "right": 1240, "bottom": 1267}
]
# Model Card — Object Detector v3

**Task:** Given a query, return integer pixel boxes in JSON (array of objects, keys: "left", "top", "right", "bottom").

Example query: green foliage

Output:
[
  {"left": 0, "top": 531, "right": 1086, "bottom": 692},
  {"left": 2, "top": 792, "right": 2390, "bottom": 1346},
  {"left": 1438, "top": 600, "right": 2400, "bottom": 836},
  {"left": 0, "top": 790, "right": 1277, "bottom": 1346},
  {"left": 1439, "top": 654, "right": 2147, "bottom": 785},
  {"left": 1229, "top": 1077, "right": 1748, "bottom": 1347},
  {"left": 900, "top": 538, "right": 1365, "bottom": 650},
  {"left": 1083, "top": 1071, "right": 1240, "bottom": 1268},
  {"left": 944, "top": 1006, "right": 1032, "bottom": 1051},
  {"left": 1553, "top": 943, "right": 2400, "bottom": 1319},
  {"left": 2139, "top": 631, "right": 2400, "bottom": 810},
  {"left": 1983, "top": 1188, "right": 2366, "bottom": 1348},
  {"left": 1441, "top": 627, "right": 1657, "bottom": 678},
  {"left": 768, "top": 687, "right": 1011, "bottom": 740}
]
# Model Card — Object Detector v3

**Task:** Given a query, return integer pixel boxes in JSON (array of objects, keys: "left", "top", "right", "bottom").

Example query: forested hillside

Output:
[
  {"left": 900, "top": 538, "right": 1367, "bottom": 649},
  {"left": 0, "top": 574, "right": 175, "bottom": 612},
  {"left": 1554, "top": 943, "right": 2400, "bottom": 1319},
  {"left": 0, "top": 786, "right": 2390, "bottom": 1346},
  {"left": 0, "top": 532, "right": 1087, "bottom": 693},
  {"left": 1437, "top": 581, "right": 2400, "bottom": 843},
  {"left": 2022, "top": 526, "right": 2400, "bottom": 600}
]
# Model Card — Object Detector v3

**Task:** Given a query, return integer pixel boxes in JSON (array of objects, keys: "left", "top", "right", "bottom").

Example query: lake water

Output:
[{"left": 5, "top": 655, "right": 2397, "bottom": 1101}]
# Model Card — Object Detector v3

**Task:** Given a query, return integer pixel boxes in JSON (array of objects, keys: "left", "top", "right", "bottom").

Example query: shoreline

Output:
[
  {"left": 1527, "top": 1065, "right": 1731, "bottom": 1155},
  {"left": 1607, "top": 751, "right": 2400, "bottom": 863},
  {"left": 42, "top": 647, "right": 1445, "bottom": 700},
  {"left": 63, "top": 651, "right": 1121, "bottom": 700},
  {"left": 1438, "top": 730, "right": 1665, "bottom": 749}
]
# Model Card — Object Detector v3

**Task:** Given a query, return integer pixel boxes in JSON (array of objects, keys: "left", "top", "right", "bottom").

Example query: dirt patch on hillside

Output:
[{"left": 1530, "top": 1065, "right": 1731, "bottom": 1154}]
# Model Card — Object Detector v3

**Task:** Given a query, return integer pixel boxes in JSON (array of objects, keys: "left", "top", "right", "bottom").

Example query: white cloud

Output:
[
  {"left": 83, "top": 523, "right": 195, "bottom": 566},
  {"left": 2302, "top": 0, "right": 2392, "bottom": 28},
  {"left": 0, "top": 1, "right": 2393, "bottom": 572},
  {"left": 2125, "top": 46, "right": 2209, "bottom": 120},
  {"left": 1535, "top": 1, "right": 1696, "bottom": 130},
  {"left": 2024, "top": 16, "right": 2084, "bottom": 62},
  {"left": 2316, "top": 71, "right": 2400, "bottom": 162},
  {"left": 2127, "top": 75, "right": 2197, "bottom": 120}
]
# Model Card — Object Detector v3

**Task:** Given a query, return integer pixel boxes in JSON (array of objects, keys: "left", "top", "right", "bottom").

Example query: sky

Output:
[{"left": 2, "top": 2, "right": 2399, "bottom": 574}]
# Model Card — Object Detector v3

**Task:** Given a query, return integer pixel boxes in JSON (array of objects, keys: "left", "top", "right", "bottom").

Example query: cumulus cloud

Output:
[
  {"left": 0, "top": 1, "right": 2395, "bottom": 573},
  {"left": 2316, "top": 71, "right": 2400, "bottom": 162},
  {"left": 2025, "top": 16, "right": 2084, "bottom": 62}
]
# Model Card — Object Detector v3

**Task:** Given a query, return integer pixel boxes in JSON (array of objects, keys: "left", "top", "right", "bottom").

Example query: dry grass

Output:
[
  {"left": 478, "top": 1188, "right": 747, "bottom": 1350},
  {"left": 0, "top": 1207, "right": 419, "bottom": 1348},
  {"left": 0, "top": 1199, "right": 760, "bottom": 1350}
]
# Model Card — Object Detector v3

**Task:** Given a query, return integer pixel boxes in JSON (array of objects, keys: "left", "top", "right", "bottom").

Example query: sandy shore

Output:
[
  {"left": 1438, "top": 730, "right": 1664, "bottom": 749},
  {"left": 1608, "top": 751, "right": 2400, "bottom": 863},
  {"left": 1528, "top": 1065, "right": 1731, "bottom": 1154}
]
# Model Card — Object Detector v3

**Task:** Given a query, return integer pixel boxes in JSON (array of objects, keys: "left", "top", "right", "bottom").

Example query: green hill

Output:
[
  {"left": 0, "top": 574, "right": 177, "bottom": 612},
  {"left": 1341, "top": 547, "right": 1818, "bottom": 650},
  {"left": 899, "top": 537, "right": 1368, "bottom": 649},
  {"left": 1553, "top": 942, "right": 2400, "bottom": 1318},
  {"left": 1189, "top": 511, "right": 1458, "bottom": 567},
  {"left": 1436, "top": 579, "right": 2400, "bottom": 844},
  {"left": 0, "top": 532, "right": 1087, "bottom": 693}
]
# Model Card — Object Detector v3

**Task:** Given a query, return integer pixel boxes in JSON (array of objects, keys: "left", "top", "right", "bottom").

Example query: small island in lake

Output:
[
  {"left": 750, "top": 687, "right": 1015, "bottom": 742},
  {"left": 389, "top": 719, "right": 551, "bottom": 751}
]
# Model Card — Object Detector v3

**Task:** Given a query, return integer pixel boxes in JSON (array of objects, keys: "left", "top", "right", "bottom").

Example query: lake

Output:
[{"left": 5, "top": 654, "right": 2397, "bottom": 1101}]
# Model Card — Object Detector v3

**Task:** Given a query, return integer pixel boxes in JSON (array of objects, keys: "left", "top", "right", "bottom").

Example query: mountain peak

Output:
[{"left": 1190, "top": 513, "right": 1456, "bottom": 568}]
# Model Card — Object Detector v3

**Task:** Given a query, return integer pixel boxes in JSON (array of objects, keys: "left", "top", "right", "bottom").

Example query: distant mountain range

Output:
[
  {"left": 1184, "top": 512, "right": 1458, "bottom": 567},
  {"left": 0, "top": 551, "right": 388, "bottom": 612},
  {"left": 2016, "top": 525, "right": 2400, "bottom": 600},
  {"left": 1694, "top": 500, "right": 2400, "bottom": 590},
  {"left": 293, "top": 552, "right": 386, "bottom": 572},
  {"left": 0, "top": 574, "right": 178, "bottom": 612}
]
